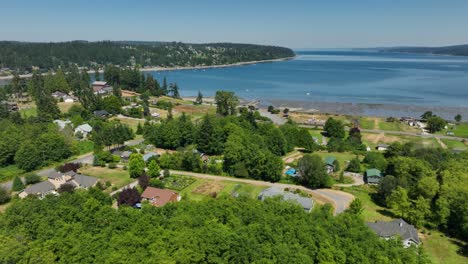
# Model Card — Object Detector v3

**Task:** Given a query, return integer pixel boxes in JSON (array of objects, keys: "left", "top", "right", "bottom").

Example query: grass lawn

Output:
[
  {"left": 358, "top": 117, "right": 376, "bottom": 129},
  {"left": 378, "top": 120, "right": 418, "bottom": 132},
  {"left": 0, "top": 165, "right": 25, "bottom": 182},
  {"left": 341, "top": 185, "right": 467, "bottom": 264},
  {"left": 308, "top": 129, "right": 324, "bottom": 144},
  {"left": 79, "top": 166, "right": 134, "bottom": 190},
  {"left": 58, "top": 102, "right": 80, "bottom": 113},
  {"left": 441, "top": 123, "right": 468, "bottom": 138},
  {"left": 314, "top": 151, "right": 358, "bottom": 171},
  {"left": 361, "top": 133, "right": 439, "bottom": 149},
  {"left": 110, "top": 116, "right": 144, "bottom": 131},
  {"left": 441, "top": 139, "right": 467, "bottom": 150},
  {"left": 19, "top": 107, "right": 37, "bottom": 117},
  {"left": 75, "top": 140, "right": 94, "bottom": 155},
  {"left": 162, "top": 174, "right": 196, "bottom": 191},
  {"left": 422, "top": 230, "right": 467, "bottom": 264},
  {"left": 177, "top": 177, "right": 267, "bottom": 201}
]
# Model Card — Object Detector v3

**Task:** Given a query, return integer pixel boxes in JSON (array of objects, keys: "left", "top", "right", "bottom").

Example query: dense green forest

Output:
[
  {"left": 383, "top": 44, "right": 468, "bottom": 56},
  {"left": 0, "top": 190, "right": 429, "bottom": 263},
  {"left": 0, "top": 41, "right": 295, "bottom": 73}
]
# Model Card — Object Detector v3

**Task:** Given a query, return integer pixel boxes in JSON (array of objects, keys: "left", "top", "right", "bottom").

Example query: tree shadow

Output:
[
  {"left": 376, "top": 209, "right": 397, "bottom": 218},
  {"left": 451, "top": 239, "right": 468, "bottom": 257}
]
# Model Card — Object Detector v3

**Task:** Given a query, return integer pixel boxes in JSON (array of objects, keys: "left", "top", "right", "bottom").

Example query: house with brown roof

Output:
[{"left": 141, "top": 187, "right": 181, "bottom": 207}]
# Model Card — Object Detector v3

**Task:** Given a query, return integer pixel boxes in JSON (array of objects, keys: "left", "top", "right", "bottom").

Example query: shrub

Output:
[
  {"left": 108, "top": 163, "right": 117, "bottom": 169},
  {"left": 58, "top": 162, "right": 81, "bottom": 173},
  {"left": 163, "top": 169, "right": 171, "bottom": 177},
  {"left": 24, "top": 173, "right": 41, "bottom": 185},
  {"left": 12, "top": 176, "right": 25, "bottom": 192},
  {"left": 0, "top": 187, "right": 11, "bottom": 205}
]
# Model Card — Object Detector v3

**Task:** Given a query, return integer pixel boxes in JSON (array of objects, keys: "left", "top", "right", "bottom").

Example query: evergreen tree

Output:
[
  {"left": 195, "top": 90, "right": 203, "bottom": 105},
  {"left": 162, "top": 77, "right": 168, "bottom": 95},
  {"left": 297, "top": 154, "right": 332, "bottom": 188},
  {"left": 136, "top": 123, "right": 143, "bottom": 135},
  {"left": 147, "top": 160, "right": 161, "bottom": 178},
  {"left": 12, "top": 176, "right": 24, "bottom": 192}
]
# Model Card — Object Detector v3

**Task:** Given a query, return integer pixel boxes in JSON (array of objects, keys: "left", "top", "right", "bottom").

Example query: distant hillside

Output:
[
  {"left": 0, "top": 41, "right": 295, "bottom": 73},
  {"left": 383, "top": 44, "right": 468, "bottom": 56}
]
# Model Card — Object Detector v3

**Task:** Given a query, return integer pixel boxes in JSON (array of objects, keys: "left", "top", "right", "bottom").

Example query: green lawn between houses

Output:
[
  {"left": 440, "top": 122, "right": 468, "bottom": 138},
  {"left": 340, "top": 185, "right": 467, "bottom": 264},
  {"left": 441, "top": 139, "right": 467, "bottom": 150}
]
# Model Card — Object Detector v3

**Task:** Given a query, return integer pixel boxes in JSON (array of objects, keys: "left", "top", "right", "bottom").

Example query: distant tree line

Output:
[
  {"left": 0, "top": 41, "right": 295, "bottom": 73},
  {"left": 384, "top": 44, "right": 468, "bottom": 56}
]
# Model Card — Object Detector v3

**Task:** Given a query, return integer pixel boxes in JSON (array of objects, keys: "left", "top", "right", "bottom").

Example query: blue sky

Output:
[{"left": 1, "top": 0, "right": 468, "bottom": 48}]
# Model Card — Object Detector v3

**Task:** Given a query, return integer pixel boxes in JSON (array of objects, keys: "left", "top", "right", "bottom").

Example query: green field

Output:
[
  {"left": 79, "top": 166, "right": 134, "bottom": 190},
  {"left": 75, "top": 140, "right": 94, "bottom": 155},
  {"left": 358, "top": 117, "right": 376, "bottom": 129},
  {"left": 441, "top": 123, "right": 468, "bottom": 138},
  {"left": 441, "top": 139, "right": 467, "bottom": 150},
  {"left": 314, "top": 151, "right": 358, "bottom": 171},
  {"left": 177, "top": 177, "right": 266, "bottom": 201},
  {"left": 19, "top": 107, "right": 37, "bottom": 117}
]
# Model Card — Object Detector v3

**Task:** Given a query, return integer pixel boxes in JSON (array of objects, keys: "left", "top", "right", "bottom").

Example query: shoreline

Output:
[{"left": 0, "top": 56, "right": 296, "bottom": 81}]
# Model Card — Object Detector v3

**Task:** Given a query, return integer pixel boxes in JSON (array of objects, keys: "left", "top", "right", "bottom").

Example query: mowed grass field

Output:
[
  {"left": 441, "top": 123, "right": 468, "bottom": 138},
  {"left": 441, "top": 139, "right": 467, "bottom": 150},
  {"left": 178, "top": 178, "right": 267, "bottom": 201},
  {"left": 79, "top": 166, "right": 134, "bottom": 190}
]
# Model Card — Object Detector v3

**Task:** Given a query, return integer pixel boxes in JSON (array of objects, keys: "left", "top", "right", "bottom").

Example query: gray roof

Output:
[
  {"left": 121, "top": 151, "right": 132, "bottom": 158},
  {"left": 367, "top": 219, "right": 420, "bottom": 244},
  {"left": 367, "top": 176, "right": 381, "bottom": 184},
  {"left": 23, "top": 181, "right": 55, "bottom": 195},
  {"left": 143, "top": 152, "right": 159, "bottom": 162},
  {"left": 258, "top": 187, "right": 314, "bottom": 211},
  {"left": 73, "top": 174, "right": 98, "bottom": 188}
]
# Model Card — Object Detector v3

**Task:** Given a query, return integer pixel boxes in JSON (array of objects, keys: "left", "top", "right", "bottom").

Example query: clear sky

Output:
[{"left": 1, "top": 0, "right": 468, "bottom": 48}]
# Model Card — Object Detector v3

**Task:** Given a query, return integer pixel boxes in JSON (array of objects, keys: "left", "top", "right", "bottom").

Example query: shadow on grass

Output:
[
  {"left": 452, "top": 239, "right": 468, "bottom": 257},
  {"left": 376, "top": 209, "right": 397, "bottom": 218}
]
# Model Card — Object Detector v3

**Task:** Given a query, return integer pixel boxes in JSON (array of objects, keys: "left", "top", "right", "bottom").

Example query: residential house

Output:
[
  {"left": 141, "top": 187, "right": 181, "bottom": 207},
  {"left": 74, "top": 123, "right": 93, "bottom": 138},
  {"left": 92, "top": 81, "right": 113, "bottom": 95},
  {"left": 143, "top": 152, "right": 159, "bottom": 162},
  {"left": 365, "top": 168, "right": 383, "bottom": 184},
  {"left": 446, "top": 131, "right": 455, "bottom": 136},
  {"left": 376, "top": 144, "right": 389, "bottom": 151},
  {"left": 324, "top": 156, "right": 336, "bottom": 174},
  {"left": 367, "top": 219, "right": 420, "bottom": 248},
  {"left": 54, "top": 119, "right": 73, "bottom": 130},
  {"left": 258, "top": 187, "right": 314, "bottom": 212},
  {"left": 52, "top": 91, "right": 77, "bottom": 103},
  {"left": 18, "top": 181, "right": 56, "bottom": 199},
  {"left": 120, "top": 151, "right": 133, "bottom": 161},
  {"left": 51, "top": 91, "right": 67, "bottom": 99},
  {"left": 19, "top": 171, "right": 98, "bottom": 199},
  {"left": 93, "top": 110, "right": 110, "bottom": 118},
  {"left": 1, "top": 101, "right": 19, "bottom": 112}
]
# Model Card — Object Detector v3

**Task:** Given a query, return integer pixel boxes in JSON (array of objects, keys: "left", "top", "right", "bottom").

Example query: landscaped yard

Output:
[
  {"left": 110, "top": 116, "right": 144, "bottom": 131},
  {"left": 19, "top": 106, "right": 37, "bottom": 117},
  {"left": 341, "top": 185, "right": 467, "bottom": 264},
  {"left": 440, "top": 122, "right": 468, "bottom": 138},
  {"left": 441, "top": 139, "right": 467, "bottom": 150},
  {"left": 58, "top": 102, "right": 80, "bottom": 113},
  {"left": 75, "top": 140, "right": 94, "bottom": 155},
  {"left": 79, "top": 166, "right": 134, "bottom": 190},
  {"left": 162, "top": 174, "right": 196, "bottom": 191}
]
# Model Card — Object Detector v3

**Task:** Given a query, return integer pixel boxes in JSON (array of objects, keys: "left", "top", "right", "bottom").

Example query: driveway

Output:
[
  {"left": 170, "top": 170, "right": 355, "bottom": 215},
  {"left": 258, "top": 109, "right": 287, "bottom": 125}
]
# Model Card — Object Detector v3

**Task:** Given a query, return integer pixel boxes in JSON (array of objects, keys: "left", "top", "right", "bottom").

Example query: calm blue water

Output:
[{"left": 149, "top": 50, "right": 468, "bottom": 107}]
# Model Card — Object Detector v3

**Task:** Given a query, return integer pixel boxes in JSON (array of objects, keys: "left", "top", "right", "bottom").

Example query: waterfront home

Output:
[
  {"left": 92, "top": 81, "right": 113, "bottom": 95},
  {"left": 367, "top": 219, "right": 420, "bottom": 248}
]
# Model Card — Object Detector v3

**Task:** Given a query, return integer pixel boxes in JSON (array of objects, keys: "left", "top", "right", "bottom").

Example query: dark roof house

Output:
[
  {"left": 365, "top": 168, "right": 383, "bottom": 184},
  {"left": 367, "top": 219, "right": 420, "bottom": 247},
  {"left": 94, "top": 110, "right": 110, "bottom": 118}
]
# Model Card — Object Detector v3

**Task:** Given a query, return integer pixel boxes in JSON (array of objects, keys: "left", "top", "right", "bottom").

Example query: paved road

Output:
[
  {"left": 299, "top": 125, "right": 466, "bottom": 141},
  {"left": 1, "top": 138, "right": 144, "bottom": 191},
  {"left": 258, "top": 109, "right": 287, "bottom": 125},
  {"left": 170, "top": 170, "right": 355, "bottom": 215},
  {"left": 110, "top": 181, "right": 138, "bottom": 196}
]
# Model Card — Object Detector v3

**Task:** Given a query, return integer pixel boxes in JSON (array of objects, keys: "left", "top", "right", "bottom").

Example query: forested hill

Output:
[
  {"left": 0, "top": 41, "right": 295, "bottom": 73},
  {"left": 382, "top": 44, "right": 468, "bottom": 56}
]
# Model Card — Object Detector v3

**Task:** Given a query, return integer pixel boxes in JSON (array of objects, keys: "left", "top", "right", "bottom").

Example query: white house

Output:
[
  {"left": 54, "top": 119, "right": 72, "bottom": 130},
  {"left": 74, "top": 123, "right": 93, "bottom": 138}
]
